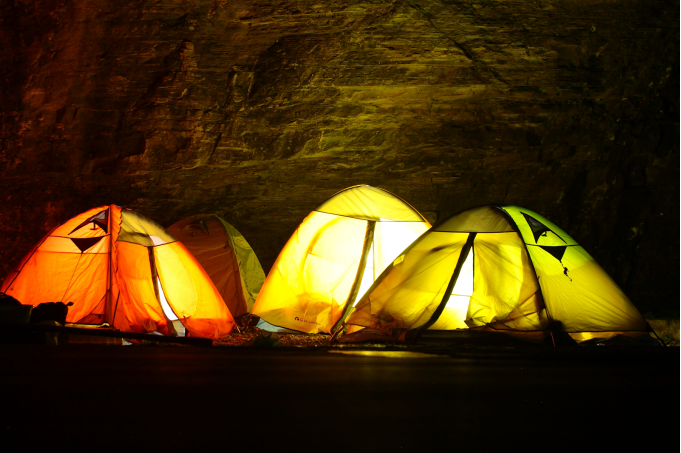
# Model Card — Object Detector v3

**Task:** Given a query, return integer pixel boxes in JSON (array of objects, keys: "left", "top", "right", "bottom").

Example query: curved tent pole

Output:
[
  {"left": 406, "top": 232, "right": 477, "bottom": 343},
  {"left": 110, "top": 207, "right": 123, "bottom": 328},
  {"left": 107, "top": 206, "right": 112, "bottom": 323},
  {"left": 316, "top": 185, "right": 430, "bottom": 224},
  {"left": 372, "top": 187, "right": 430, "bottom": 224},
  {"left": 330, "top": 220, "right": 376, "bottom": 336},
  {"left": 59, "top": 254, "right": 84, "bottom": 304},
  {"left": 148, "top": 246, "right": 161, "bottom": 308},
  {"left": 496, "top": 206, "right": 557, "bottom": 347},
  {"left": 148, "top": 246, "right": 179, "bottom": 336}
]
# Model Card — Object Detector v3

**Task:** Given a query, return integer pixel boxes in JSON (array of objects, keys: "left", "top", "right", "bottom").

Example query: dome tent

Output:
[
  {"left": 342, "top": 205, "right": 648, "bottom": 342},
  {"left": 252, "top": 185, "right": 431, "bottom": 334},
  {"left": 0, "top": 205, "right": 234, "bottom": 339},
  {"left": 167, "top": 214, "right": 265, "bottom": 319}
]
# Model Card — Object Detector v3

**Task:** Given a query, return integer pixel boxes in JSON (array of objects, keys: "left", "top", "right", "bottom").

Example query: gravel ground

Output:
[{"left": 212, "top": 328, "right": 333, "bottom": 347}]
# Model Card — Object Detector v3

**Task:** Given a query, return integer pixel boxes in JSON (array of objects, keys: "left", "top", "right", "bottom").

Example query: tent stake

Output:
[
  {"left": 549, "top": 329, "right": 556, "bottom": 349},
  {"left": 329, "top": 324, "right": 343, "bottom": 343}
]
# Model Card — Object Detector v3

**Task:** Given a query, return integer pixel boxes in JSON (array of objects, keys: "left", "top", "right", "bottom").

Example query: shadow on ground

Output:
[{"left": 0, "top": 337, "right": 677, "bottom": 451}]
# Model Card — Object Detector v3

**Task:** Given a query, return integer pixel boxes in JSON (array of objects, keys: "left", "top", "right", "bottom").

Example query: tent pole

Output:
[
  {"left": 407, "top": 232, "right": 477, "bottom": 343},
  {"left": 148, "top": 247, "right": 161, "bottom": 305},
  {"left": 330, "top": 220, "right": 376, "bottom": 336},
  {"left": 497, "top": 206, "right": 557, "bottom": 348},
  {"left": 109, "top": 206, "right": 121, "bottom": 328},
  {"left": 148, "top": 246, "right": 177, "bottom": 336},
  {"left": 107, "top": 206, "right": 112, "bottom": 325}
]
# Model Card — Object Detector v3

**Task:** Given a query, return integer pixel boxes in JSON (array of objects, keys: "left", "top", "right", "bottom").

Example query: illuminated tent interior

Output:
[
  {"left": 252, "top": 185, "right": 431, "bottom": 334},
  {"left": 167, "top": 214, "right": 266, "bottom": 319},
  {"left": 0, "top": 205, "right": 235, "bottom": 339},
  {"left": 343, "top": 205, "right": 649, "bottom": 342}
]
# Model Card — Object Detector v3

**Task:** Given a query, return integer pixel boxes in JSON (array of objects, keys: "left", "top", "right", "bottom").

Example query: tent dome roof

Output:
[
  {"left": 315, "top": 185, "right": 426, "bottom": 222},
  {"left": 433, "top": 205, "right": 515, "bottom": 233}
]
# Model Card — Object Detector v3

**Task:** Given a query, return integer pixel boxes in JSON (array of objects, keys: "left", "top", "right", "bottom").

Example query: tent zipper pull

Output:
[{"left": 561, "top": 261, "right": 572, "bottom": 281}]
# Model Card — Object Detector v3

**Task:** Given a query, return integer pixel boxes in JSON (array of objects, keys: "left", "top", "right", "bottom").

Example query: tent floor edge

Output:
[{"left": 0, "top": 322, "right": 213, "bottom": 347}]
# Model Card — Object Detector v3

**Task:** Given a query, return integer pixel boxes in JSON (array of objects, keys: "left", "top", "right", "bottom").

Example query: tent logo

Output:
[{"left": 294, "top": 316, "right": 320, "bottom": 325}]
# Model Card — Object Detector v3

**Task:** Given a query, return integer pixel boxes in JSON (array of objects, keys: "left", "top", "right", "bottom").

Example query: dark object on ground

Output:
[
  {"left": 0, "top": 300, "right": 70, "bottom": 345},
  {"left": 235, "top": 313, "right": 261, "bottom": 332},
  {"left": 0, "top": 293, "right": 22, "bottom": 306},
  {"left": 0, "top": 322, "right": 213, "bottom": 347},
  {"left": 29, "top": 302, "right": 73, "bottom": 325},
  {"left": 545, "top": 320, "right": 579, "bottom": 347},
  {"left": 0, "top": 293, "right": 33, "bottom": 343}
]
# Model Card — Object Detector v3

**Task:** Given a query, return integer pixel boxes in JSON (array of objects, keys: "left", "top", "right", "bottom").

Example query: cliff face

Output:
[{"left": 1, "top": 0, "right": 678, "bottom": 313}]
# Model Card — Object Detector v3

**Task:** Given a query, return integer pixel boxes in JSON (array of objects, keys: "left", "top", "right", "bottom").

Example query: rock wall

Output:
[{"left": 1, "top": 0, "right": 678, "bottom": 314}]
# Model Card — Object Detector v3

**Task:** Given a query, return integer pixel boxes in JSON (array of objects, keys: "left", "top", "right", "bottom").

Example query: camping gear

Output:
[
  {"left": 29, "top": 302, "right": 72, "bottom": 325},
  {"left": 342, "top": 205, "right": 648, "bottom": 342},
  {"left": 0, "top": 205, "right": 234, "bottom": 339},
  {"left": 0, "top": 293, "right": 32, "bottom": 325},
  {"left": 167, "top": 215, "right": 265, "bottom": 319},
  {"left": 252, "top": 185, "right": 431, "bottom": 334}
]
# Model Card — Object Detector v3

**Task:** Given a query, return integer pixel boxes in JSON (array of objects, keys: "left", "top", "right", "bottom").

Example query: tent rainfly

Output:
[
  {"left": 343, "top": 205, "right": 649, "bottom": 342},
  {"left": 252, "top": 185, "right": 431, "bottom": 334},
  {"left": 0, "top": 205, "right": 235, "bottom": 339},
  {"left": 167, "top": 214, "right": 265, "bottom": 319}
]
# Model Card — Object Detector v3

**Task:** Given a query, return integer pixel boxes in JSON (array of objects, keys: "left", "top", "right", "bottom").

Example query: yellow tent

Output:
[
  {"left": 252, "top": 185, "right": 431, "bottom": 334},
  {"left": 167, "top": 215, "right": 265, "bottom": 319},
  {"left": 344, "top": 205, "right": 648, "bottom": 342},
  {"left": 0, "top": 205, "right": 235, "bottom": 339}
]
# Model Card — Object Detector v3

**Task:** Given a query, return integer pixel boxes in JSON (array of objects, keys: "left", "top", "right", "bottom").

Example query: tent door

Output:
[
  {"left": 416, "top": 232, "right": 477, "bottom": 336},
  {"left": 148, "top": 246, "right": 179, "bottom": 336},
  {"left": 331, "top": 220, "right": 376, "bottom": 333}
]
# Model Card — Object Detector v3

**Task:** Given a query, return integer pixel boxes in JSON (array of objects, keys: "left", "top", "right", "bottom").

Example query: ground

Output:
[
  {"left": 1, "top": 335, "right": 677, "bottom": 451},
  {"left": 213, "top": 329, "right": 334, "bottom": 347}
]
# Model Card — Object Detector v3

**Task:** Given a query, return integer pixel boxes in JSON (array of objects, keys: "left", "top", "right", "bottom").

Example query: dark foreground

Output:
[{"left": 0, "top": 344, "right": 677, "bottom": 451}]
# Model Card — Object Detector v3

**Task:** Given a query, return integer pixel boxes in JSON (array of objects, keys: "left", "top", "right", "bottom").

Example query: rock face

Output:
[{"left": 0, "top": 0, "right": 678, "bottom": 314}]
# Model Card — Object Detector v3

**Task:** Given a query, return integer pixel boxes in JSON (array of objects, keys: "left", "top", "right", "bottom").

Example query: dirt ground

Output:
[{"left": 213, "top": 328, "right": 333, "bottom": 347}]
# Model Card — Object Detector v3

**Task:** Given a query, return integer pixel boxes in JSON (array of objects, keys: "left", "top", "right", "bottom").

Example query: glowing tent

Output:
[
  {"left": 252, "top": 185, "right": 431, "bottom": 334},
  {"left": 167, "top": 214, "right": 265, "bottom": 319},
  {"left": 0, "top": 205, "right": 235, "bottom": 339},
  {"left": 343, "top": 205, "right": 648, "bottom": 342}
]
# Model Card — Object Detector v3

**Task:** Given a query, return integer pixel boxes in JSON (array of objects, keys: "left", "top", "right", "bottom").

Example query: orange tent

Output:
[
  {"left": 0, "top": 205, "right": 234, "bottom": 339},
  {"left": 167, "top": 215, "right": 265, "bottom": 319}
]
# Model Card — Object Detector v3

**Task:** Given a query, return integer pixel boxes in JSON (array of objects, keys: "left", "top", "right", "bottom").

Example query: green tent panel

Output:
[{"left": 167, "top": 215, "right": 266, "bottom": 319}]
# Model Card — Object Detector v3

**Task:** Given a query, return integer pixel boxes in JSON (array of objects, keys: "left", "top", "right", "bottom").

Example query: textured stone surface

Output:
[{"left": 1, "top": 0, "right": 678, "bottom": 313}]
